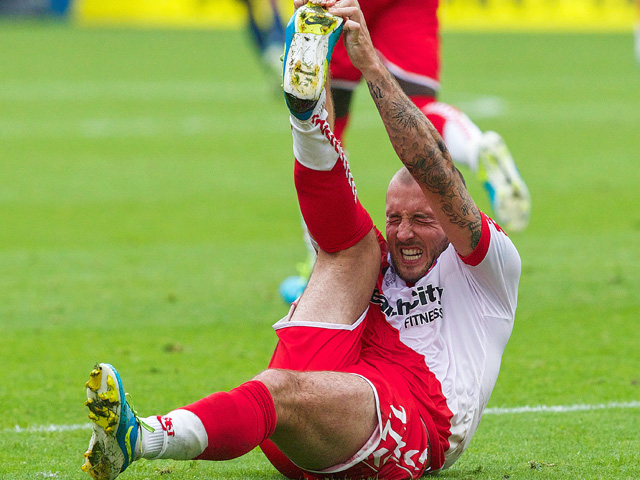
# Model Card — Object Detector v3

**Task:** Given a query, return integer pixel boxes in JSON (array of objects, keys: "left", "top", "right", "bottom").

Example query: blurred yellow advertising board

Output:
[
  {"left": 74, "top": 0, "right": 636, "bottom": 31},
  {"left": 74, "top": 0, "right": 246, "bottom": 28}
]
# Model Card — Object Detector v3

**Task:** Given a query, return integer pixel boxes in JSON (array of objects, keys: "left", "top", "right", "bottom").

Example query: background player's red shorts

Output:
[
  {"left": 261, "top": 306, "right": 432, "bottom": 479},
  {"left": 330, "top": 0, "right": 440, "bottom": 90}
]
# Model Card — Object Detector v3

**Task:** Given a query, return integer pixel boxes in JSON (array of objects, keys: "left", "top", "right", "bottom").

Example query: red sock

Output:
[
  {"left": 295, "top": 157, "right": 373, "bottom": 253},
  {"left": 181, "top": 380, "right": 277, "bottom": 461},
  {"left": 410, "top": 96, "right": 446, "bottom": 137},
  {"left": 410, "top": 95, "right": 435, "bottom": 111},
  {"left": 423, "top": 110, "right": 445, "bottom": 137}
]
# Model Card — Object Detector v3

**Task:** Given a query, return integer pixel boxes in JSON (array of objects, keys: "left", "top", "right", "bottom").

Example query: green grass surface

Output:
[{"left": 1, "top": 21, "right": 639, "bottom": 479}]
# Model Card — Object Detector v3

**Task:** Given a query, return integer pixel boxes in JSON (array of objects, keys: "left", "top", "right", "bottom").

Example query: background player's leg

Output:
[
  {"left": 635, "top": 0, "right": 640, "bottom": 64},
  {"left": 420, "top": 101, "right": 483, "bottom": 172},
  {"left": 327, "top": 26, "right": 362, "bottom": 142},
  {"left": 330, "top": 86, "right": 354, "bottom": 141}
]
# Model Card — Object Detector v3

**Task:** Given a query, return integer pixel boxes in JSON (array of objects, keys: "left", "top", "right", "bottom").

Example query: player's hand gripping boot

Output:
[
  {"left": 283, "top": 2, "right": 343, "bottom": 120},
  {"left": 82, "top": 363, "right": 149, "bottom": 480},
  {"left": 477, "top": 131, "right": 531, "bottom": 232}
]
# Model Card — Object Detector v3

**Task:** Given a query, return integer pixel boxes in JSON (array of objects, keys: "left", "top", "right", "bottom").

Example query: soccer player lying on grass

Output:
[{"left": 81, "top": 1, "right": 521, "bottom": 479}]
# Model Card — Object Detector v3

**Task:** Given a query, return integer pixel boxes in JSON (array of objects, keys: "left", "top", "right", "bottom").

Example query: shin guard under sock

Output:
[
  {"left": 181, "top": 380, "right": 277, "bottom": 461},
  {"left": 295, "top": 158, "right": 372, "bottom": 253},
  {"left": 292, "top": 111, "right": 372, "bottom": 253}
]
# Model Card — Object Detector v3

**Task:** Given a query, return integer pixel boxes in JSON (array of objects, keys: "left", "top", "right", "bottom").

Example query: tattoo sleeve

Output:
[{"left": 366, "top": 70, "right": 482, "bottom": 251}]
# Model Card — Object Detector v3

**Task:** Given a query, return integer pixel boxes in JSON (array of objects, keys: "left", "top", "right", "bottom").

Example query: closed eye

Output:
[
  {"left": 386, "top": 215, "right": 401, "bottom": 226},
  {"left": 414, "top": 216, "right": 434, "bottom": 225}
]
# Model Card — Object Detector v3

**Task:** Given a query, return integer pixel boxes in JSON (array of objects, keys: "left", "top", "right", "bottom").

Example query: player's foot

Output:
[
  {"left": 279, "top": 252, "right": 315, "bottom": 303},
  {"left": 279, "top": 275, "right": 308, "bottom": 304},
  {"left": 82, "top": 363, "right": 146, "bottom": 480},
  {"left": 283, "top": 2, "right": 343, "bottom": 120},
  {"left": 477, "top": 131, "right": 531, "bottom": 232}
]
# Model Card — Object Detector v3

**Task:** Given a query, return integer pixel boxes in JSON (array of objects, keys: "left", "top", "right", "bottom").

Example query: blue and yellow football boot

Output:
[
  {"left": 82, "top": 363, "right": 146, "bottom": 480},
  {"left": 283, "top": 2, "right": 343, "bottom": 120}
]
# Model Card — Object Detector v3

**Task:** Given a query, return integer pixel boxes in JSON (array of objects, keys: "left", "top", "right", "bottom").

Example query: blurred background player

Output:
[
  {"left": 635, "top": 0, "right": 640, "bottom": 63},
  {"left": 280, "top": 0, "right": 531, "bottom": 303},
  {"left": 239, "top": 0, "right": 291, "bottom": 81}
]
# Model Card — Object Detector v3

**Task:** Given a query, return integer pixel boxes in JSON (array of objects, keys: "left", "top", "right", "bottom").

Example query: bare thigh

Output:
[
  {"left": 256, "top": 369, "right": 378, "bottom": 471},
  {"left": 292, "top": 228, "right": 380, "bottom": 326}
]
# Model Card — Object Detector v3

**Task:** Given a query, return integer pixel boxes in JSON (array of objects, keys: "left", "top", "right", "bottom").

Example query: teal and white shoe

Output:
[
  {"left": 282, "top": 2, "right": 343, "bottom": 120},
  {"left": 477, "top": 131, "right": 531, "bottom": 233},
  {"left": 82, "top": 363, "right": 148, "bottom": 480}
]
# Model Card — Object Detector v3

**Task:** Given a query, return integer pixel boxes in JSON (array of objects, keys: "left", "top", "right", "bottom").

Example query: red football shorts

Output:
[
  {"left": 261, "top": 304, "right": 432, "bottom": 480},
  {"left": 330, "top": 0, "right": 440, "bottom": 91}
]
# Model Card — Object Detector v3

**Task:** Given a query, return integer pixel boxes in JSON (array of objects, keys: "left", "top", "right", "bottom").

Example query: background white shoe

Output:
[{"left": 477, "top": 131, "right": 531, "bottom": 232}]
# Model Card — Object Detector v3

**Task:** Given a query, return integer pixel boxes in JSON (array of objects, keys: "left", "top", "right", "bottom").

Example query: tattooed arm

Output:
[
  {"left": 328, "top": 0, "right": 482, "bottom": 255},
  {"left": 364, "top": 67, "right": 482, "bottom": 254}
]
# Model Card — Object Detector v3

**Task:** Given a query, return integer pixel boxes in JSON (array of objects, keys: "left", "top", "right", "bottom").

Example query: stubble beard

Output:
[{"left": 392, "top": 237, "right": 450, "bottom": 284}]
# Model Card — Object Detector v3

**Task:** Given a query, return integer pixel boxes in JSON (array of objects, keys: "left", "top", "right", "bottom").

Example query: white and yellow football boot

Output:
[{"left": 282, "top": 2, "right": 343, "bottom": 120}]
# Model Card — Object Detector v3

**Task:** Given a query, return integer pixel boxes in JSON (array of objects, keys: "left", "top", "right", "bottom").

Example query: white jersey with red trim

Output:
[{"left": 375, "top": 213, "right": 520, "bottom": 469}]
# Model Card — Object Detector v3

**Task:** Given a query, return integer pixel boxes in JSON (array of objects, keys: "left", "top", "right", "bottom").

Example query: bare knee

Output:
[
  {"left": 315, "top": 228, "right": 380, "bottom": 276},
  {"left": 253, "top": 369, "right": 376, "bottom": 435},
  {"left": 253, "top": 369, "right": 305, "bottom": 430},
  {"left": 252, "top": 369, "right": 378, "bottom": 470}
]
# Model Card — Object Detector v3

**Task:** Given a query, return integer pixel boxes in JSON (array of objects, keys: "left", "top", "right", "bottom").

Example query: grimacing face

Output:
[{"left": 385, "top": 178, "right": 450, "bottom": 284}]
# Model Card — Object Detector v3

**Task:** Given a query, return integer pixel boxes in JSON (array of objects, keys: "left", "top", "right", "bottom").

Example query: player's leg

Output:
[
  {"left": 163, "top": 368, "right": 378, "bottom": 471},
  {"left": 82, "top": 364, "right": 377, "bottom": 479},
  {"left": 421, "top": 100, "right": 531, "bottom": 232},
  {"left": 286, "top": 77, "right": 379, "bottom": 325},
  {"left": 328, "top": 37, "right": 361, "bottom": 141},
  {"left": 242, "top": 0, "right": 288, "bottom": 78},
  {"left": 278, "top": 0, "right": 388, "bottom": 302},
  {"left": 278, "top": 41, "right": 359, "bottom": 305},
  {"left": 635, "top": 0, "right": 640, "bottom": 64},
  {"left": 281, "top": 1, "right": 380, "bottom": 316},
  {"left": 371, "top": 0, "right": 530, "bottom": 231},
  {"left": 256, "top": 369, "right": 378, "bottom": 470}
]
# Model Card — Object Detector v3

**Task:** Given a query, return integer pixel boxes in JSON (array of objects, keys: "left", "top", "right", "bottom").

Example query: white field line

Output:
[
  {"left": 0, "top": 80, "right": 258, "bottom": 101},
  {"left": 484, "top": 400, "right": 640, "bottom": 415},
  {"left": 4, "top": 401, "right": 640, "bottom": 435},
  {"left": 8, "top": 423, "right": 92, "bottom": 433},
  {"left": 0, "top": 114, "right": 288, "bottom": 140}
]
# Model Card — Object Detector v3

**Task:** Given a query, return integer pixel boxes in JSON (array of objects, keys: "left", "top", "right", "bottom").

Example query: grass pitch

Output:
[{"left": 0, "top": 21, "right": 639, "bottom": 480}]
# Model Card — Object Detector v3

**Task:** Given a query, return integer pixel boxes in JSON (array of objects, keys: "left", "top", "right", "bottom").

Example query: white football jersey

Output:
[{"left": 375, "top": 214, "right": 520, "bottom": 468}]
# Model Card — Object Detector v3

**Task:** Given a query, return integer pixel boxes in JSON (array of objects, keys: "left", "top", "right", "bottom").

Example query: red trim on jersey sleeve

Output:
[{"left": 458, "top": 213, "right": 491, "bottom": 266}]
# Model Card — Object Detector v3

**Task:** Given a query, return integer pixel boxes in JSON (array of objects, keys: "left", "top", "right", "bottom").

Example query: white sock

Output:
[
  {"left": 290, "top": 89, "right": 341, "bottom": 171},
  {"left": 138, "top": 410, "right": 208, "bottom": 461}
]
